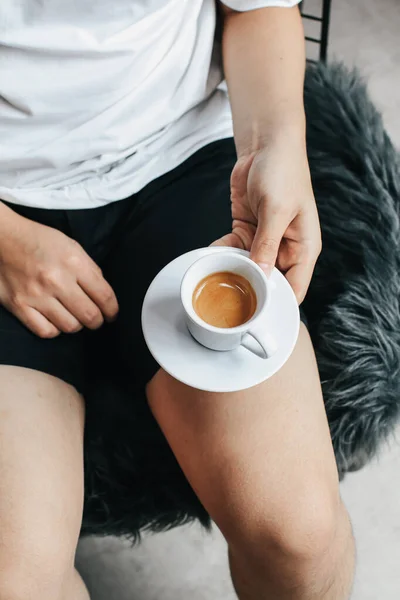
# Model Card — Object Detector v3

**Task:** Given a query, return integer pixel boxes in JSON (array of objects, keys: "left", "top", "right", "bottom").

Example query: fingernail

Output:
[{"left": 257, "top": 262, "right": 273, "bottom": 277}]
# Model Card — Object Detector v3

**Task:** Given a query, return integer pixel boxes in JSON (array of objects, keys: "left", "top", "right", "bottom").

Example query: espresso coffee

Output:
[{"left": 192, "top": 271, "right": 257, "bottom": 328}]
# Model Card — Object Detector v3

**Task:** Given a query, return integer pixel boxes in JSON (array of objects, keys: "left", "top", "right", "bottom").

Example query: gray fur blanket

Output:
[
  {"left": 81, "top": 63, "right": 400, "bottom": 540},
  {"left": 304, "top": 63, "right": 400, "bottom": 476}
]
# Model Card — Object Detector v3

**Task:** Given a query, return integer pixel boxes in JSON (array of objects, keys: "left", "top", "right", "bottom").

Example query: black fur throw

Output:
[{"left": 81, "top": 63, "right": 400, "bottom": 541}]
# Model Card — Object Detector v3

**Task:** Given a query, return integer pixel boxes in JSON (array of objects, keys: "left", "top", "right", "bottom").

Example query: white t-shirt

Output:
[{"left": 0, "top": 0, "right": 299, "bottom": 209}]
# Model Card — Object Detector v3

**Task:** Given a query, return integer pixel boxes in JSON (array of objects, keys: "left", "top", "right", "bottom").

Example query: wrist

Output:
[
  {"left": 0, "top": 202, "right": 29, "bottom": 257},
  {"left": 235, "top": 108, "right": 306, "bottom": 157},
  {"left": 0, "top": 201, "right": 21, "bottom": 233}
]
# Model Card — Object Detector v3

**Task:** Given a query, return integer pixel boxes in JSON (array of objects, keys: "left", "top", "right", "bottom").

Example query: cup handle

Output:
[{"left": 241, "top": 328, "right": 278, "bottom": 359}]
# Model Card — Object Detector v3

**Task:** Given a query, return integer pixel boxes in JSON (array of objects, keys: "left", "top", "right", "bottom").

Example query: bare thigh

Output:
[
  {"left": 0, "top": 366, "right": 85, "bottom": 598},
  {"left": 146, "top": 324, "right": 341, "bottom": 547}
]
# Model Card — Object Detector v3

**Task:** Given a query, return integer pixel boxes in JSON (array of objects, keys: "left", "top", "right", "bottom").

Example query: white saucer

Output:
[{"left": 142, "top": 248, "right": 300, "bottom": 393}]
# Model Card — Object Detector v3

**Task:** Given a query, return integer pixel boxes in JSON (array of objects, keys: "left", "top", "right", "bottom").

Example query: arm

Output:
[
  {"left": 215, "top": 3, "right": 321, "bottom": 303},
  {"left": 220, "top": 4, "right": 306, "bottom": 154}
]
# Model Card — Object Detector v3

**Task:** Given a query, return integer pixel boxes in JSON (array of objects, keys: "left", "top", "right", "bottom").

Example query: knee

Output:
[
  {"left": 0, "top": 542, "right": 72, "bottom": 600},
  {"left": 228, "top": 486, "right": 344, "bottom": 574},
  {"left": 269, "top": 488, "right": 341, "bottom": 564}
]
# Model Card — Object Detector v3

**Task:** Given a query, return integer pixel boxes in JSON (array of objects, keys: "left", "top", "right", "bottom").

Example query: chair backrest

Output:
[{"left": 300, "top": 0, "right": 332, "bottom": 62}]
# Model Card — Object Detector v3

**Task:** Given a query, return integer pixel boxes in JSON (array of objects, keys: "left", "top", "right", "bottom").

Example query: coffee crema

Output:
[{"left": 192, "top": 271, "right": 257, "bottom": 329}]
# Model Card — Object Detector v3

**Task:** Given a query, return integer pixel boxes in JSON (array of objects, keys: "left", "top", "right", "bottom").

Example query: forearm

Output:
[
  {"left": 0, "top": 201, "right": 21, "bottom": 236},
  {"left": 220, "top": 5, "right": 306, "bottom": 157}
]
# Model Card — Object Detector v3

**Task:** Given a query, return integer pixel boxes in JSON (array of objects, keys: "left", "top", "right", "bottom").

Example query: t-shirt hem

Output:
[
  {"left": 0, "top": 131, "right": 235, "bottom": 211},
  {"left": 221, "top": 0, "right": 301, "bottom": 10}
]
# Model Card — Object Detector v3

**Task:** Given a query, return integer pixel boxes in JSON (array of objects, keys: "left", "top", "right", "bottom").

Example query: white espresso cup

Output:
[{"left": 180, "top": 251, "right": 277, "bottom": 359}]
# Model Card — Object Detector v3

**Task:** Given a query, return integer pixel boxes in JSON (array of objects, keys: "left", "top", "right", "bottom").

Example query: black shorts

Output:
[{"left": 0, "top": 139, "right": 305, "bottom": 394}]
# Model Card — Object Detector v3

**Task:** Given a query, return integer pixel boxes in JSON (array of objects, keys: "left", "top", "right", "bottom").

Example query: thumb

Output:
[
  {"left": 210, "top": 232, "right": 245, "bottom": 249},
  {"left": 250, "top": 206, "right": 287, "bottom": 276}
]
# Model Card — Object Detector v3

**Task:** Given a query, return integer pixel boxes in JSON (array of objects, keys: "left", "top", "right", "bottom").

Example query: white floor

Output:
[{"left": 77, "top": 1, "right": 400, "bottom": 597}]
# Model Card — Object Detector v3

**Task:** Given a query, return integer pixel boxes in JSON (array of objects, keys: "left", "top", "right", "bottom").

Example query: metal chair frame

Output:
[{"left": 300, "top": 0, "right": 332, "bottom": 62}]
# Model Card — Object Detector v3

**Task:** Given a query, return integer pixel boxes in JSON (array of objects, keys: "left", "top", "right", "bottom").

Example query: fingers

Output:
[
  {"left": 39, "top": 298, "right": 83, "bottom": 334},
  {"left": 286, "top": 210, "right": 321, "bottom": 303},
  {"left": 11, "top": 305, "right": 60, "bottom": 339},
  {"left": 37, "top": 260, "right": 117, "bottom": 330},
  {"left": 284, "top": 260, "right": 315, "bottom": 304},
  {"left": 250, "top": 200, "right": 321, "bottom": 301},
  {"left": 65, "top": 246, "right": 118, "bottom": 321},
  {"left": 250, "top": 203, "right": 288, "bottom": 276},
  {"left": 77, "top": 267, "right": 119, "bottom": 322},
  {"left": 10, "top": 288, "right": 106, "bottom": 336},
  {"left": 58, "top": 286, "right": 105, "bottom": 330},
  {"left": 280, "top": 214, "right": 321, "bottom": 303},
  {"left": 210, "top": 232, "right": 246, "bottom": 249},
  {"left": 211, "top": 221, "right": 257, "bottom": 251}
]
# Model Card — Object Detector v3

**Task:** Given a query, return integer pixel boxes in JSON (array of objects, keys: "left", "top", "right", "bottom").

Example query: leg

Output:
[
  {"left": 147, "top": 325, "right": 355, "bottom": 599},
  {"left": 0, "top": 366, "right": 89, "bottom": 600},
  {"left": 102, "top": 139, "right": 354, "bottom": 597},
  {"left": 0, "top": 199, "right": 134, "bottom": 599}
]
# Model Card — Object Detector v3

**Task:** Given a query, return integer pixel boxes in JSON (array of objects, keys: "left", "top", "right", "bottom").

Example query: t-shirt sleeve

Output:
[{"left": 221, "top": 1, "right": 301, "bottom": 10}]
